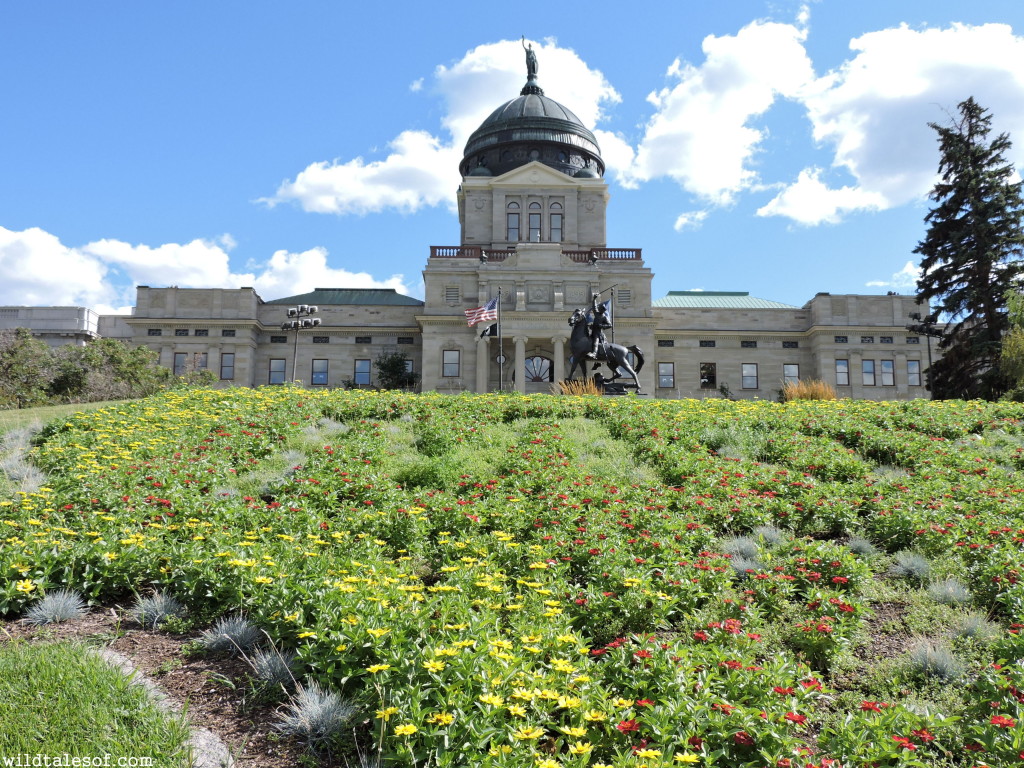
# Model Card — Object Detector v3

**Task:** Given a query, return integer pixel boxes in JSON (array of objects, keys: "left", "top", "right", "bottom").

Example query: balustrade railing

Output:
[{"left": 430, "top": 246, "right": 641, "bottom": 262}]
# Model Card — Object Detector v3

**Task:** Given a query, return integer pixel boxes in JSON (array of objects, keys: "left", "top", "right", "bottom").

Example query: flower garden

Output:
[{"left": 2, "top": 387, "right": 1023, "bottom": 767}]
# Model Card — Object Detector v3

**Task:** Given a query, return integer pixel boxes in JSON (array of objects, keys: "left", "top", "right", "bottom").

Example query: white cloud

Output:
[
  {"left": 620, "top": 19, "right": 816, "bottom": 203},
  {"left": 673, "top": 210, "right": 709, "bottom": 231},
  {"left": 251, "top": 248, "right": 412, "bottom": 299},
  {"left": 866, "top": 260, "right": 920, "bottom": 292},
  {"left": 0, "top": 226, "right": 414, "bottom": 312},
  {"left": 773, "top": 22, "right": 1024, "bottom": 224},
  {"left": 756, "top": 167, "right": 885, "bottom": 224},
  {"left": 0, "top": 226, "right": 111, "bottom": 307},
  {"left": 264, "top": 38, "right": 621, "bottom": 215}
]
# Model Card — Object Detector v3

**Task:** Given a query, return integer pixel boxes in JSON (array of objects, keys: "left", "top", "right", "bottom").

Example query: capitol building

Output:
[{"left": 2, "top": 57, "right": 934, "bottom": 401}]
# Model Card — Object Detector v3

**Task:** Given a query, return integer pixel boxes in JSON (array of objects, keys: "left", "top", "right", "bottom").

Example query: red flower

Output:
[
  {"left": 911, "top": 728, "right": 934, "bottom": 742},
  {"left": 617, "top": 719, "right": 640, "bottom": 733},
  {"left": 831, "top": 576, "right": 849, "bottom": 584},
  {"left": 636, "top": 699, "right": 654, "bottom": 707},
  {"left": 891, "top": 736, "right": 916, "bottom": 751},
  {"left": 733, "top": 731, "right": 754, "bottom": 747},
  {"left": 860, "top": 701, "right": 885, "bottom": 712},
  {"left": 693, "top": 630, "right": 710, "bottom": 642},
  {"left": 634, "top": 649, "right": 653, "bottom": 659},
  {"left": 991, "top": 715, "right": 1016, "bottom": 728},
  {"left": 687, "top": 736, "right": 703, "bottom": 749},
  {"left": 800, "top": 679, "right": 822, "bottom": 691},
  {"left": 773, "top": 686, "right": 795, "bottom": 695},
  {"left": 785, "top": 712, "right": 807, "bottom": 725}
]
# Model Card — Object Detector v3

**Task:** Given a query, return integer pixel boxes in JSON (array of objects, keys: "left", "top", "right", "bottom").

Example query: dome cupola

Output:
[{"left": 459, "top": 41, "right": 604, "bottom": 179}]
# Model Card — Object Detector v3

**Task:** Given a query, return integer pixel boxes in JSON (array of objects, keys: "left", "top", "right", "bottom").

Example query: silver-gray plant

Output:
[
  {"left": 250, "top": 647, "right": 297, "bottom": 690},
  {"left": 907, "top": 639, "right": 962, "bottom": 682},
  {"left": 752, "top": 525, "right": 785, "bottom": 547},
  {"left": 128, "top": 591, "right": 185, "bottom": 629},
  {"left": 889, "top": 551, "right": 931, "bottom": 582},
  {"left": 846, "top": 537, "right": 878, "bottom": 557},
  {"left": 276, "top": 682, "right": 355, "bottom": 752},
  {"left": 22, "top": 589, "right": 86, "bottom": 625},
  {"left": 928, "top": 578, "right": 971, "bottom": 605},
  {"left": 201, "top": 614, "right": 262, "bottom": 654}
]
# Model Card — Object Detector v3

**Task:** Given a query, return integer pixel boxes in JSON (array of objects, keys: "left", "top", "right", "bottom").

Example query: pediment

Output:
[{"left": 490, "top": 161, "right": 585, "bottom": 188}]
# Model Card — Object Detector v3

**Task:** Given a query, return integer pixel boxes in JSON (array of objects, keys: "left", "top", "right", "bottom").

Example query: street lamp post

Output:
[{"left": 281, "top": 304, "right": 320, "bottom": 384}]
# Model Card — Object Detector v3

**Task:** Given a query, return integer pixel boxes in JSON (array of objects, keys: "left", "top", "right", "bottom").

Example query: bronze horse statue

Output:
[{"left": 566, "top": 307, "right": 645, "bottom": 391}]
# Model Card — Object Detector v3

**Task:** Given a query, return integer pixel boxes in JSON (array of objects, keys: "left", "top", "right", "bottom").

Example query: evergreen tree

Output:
[
  {"left": 374, "top": 351, "right": 420, "bottom": 390},
  {"left": 914, "top": 98, "right": 1024, "bottom": 399}
]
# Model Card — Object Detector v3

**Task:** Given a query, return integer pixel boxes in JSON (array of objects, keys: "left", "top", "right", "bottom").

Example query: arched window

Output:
[
  {"left": 506, "top": 202, "right": 520, "bottom": 242},
  {"left": 525, "top": 356, "right": 553, "bottom": 382},
  {"left": 549, "top": 202, "right": 563, "bottom": 242},
  {"left": 528, "top": 202, "right": 542, "bottom": 242}
]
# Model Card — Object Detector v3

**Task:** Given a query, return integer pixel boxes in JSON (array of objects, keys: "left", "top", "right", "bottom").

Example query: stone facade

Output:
[{"left": 3, "top": 63, "right": 937, "bottom": 400}]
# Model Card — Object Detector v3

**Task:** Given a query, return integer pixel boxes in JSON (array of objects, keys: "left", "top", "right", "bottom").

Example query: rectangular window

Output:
[
  {"left": 442, "top": 349, "right": 460, "bottom": 378},
  {"left": 906, "top": 336, "right": 920, "bottom": 344},
  {"left": 657, "top": 362, "right": 675, "bottom": 388},
  {"left": 783, "top": 364, "right": 800, "bottom": 385},
  {"left": 355, "top": 336, "right": 371, "bottom": 344},
  {"left": 507, "top": 213, "right": 520, "bottom": 241},
  {"left": 220, "top": 352, "right": 235, "bottom": 381},
  {"left": 783, "top": 341, "right": 799, "bottom": 349},
  {"left": 861, "top": 336, "right": 874, "bottom": 344},
  {"left": 398, "top": 337, "right": 414, "bottom": 345},
  {"left": 836, "top": 359, "right": 850, "bottom": 386},
  {"left": 657, "top": 339, "right": 674, "bottom": 348},
  {"left": 699, "top": 340, "right": 716, "bottom": 348},
  {"left": 550, "top": 213, "right": 563, "bottom": 242},
  {"left": 270, "top": 335, "right": 287, "bottom": 343},
  {"left": 173, "top": 352, "right": 187, "bottom": 376},
  {"left": 148, "top": 328, "right": 162, "bottom": 336},
  {"left": 312, "top": 336, "right": 329, "bottom": 344},
  {"left": 269, "top": 358, "right": 286, "bottom": 385},
  {"left": 880, "top": 336, "right": 893, "bottom": 344},
  {"left": 880, "top": 359, "right": 895, "bottom": 386},
  {"left": 354, "top": 359, "right": 371, "bottom": 386},
  {"left": 528, "top": 212, "right": 541, "bottom": 241},
  {"left": 834, "top": 336, "right": 848, "bottom": 344},
  {"left": 195, "top": 352, "right": 208, "bottom": 370},
  {"left": 862, "top": 359, "right": 876, "bottom": 386},
  {"left": 699, "top": 362, "right": 717, "bottom": 389},
  {"left": 175, "top": 328, "right": 189, "bottom": 337},
  {"left": 221, "top": 329, "right": 236, "bottom": 337},
  {"left": 741, "top": 340, "right": 757, "bottom": 349},
  {"left": 194, "top": 329, "right": 209, "bottom": 337},
  {"left": 312, "top": 359, "right": 329, "bottom": 386},
  {"left": 742, "top": 363, "right": 758, "bottom": 389},
  {"left": 908, "top": 360, "right": 922, "bottom": 386}
]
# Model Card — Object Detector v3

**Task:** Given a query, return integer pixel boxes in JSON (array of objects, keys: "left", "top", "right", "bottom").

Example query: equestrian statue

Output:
[{"left": 566, "top": 294, "right": 644, "bottom": 391}]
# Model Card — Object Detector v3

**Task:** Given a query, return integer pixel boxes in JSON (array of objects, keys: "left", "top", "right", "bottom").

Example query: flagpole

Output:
[{"left": 498, "top": 287, "right": 504, "bottom": 392}]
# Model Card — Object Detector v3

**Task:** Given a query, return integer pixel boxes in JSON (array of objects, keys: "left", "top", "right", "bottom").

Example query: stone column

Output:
[
  {"left": 514, "top": 336, "right": 527, "bottom": 394},
  {"left": 476, "top": 335, "right": 490, "bottom": 393},
  {"left": 551, "top": 335, "right": 567, "bottom": 383}
]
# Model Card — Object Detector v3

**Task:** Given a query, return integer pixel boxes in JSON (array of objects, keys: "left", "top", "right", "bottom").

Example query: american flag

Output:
[{"left": 465, "top": 296, "right": 499, "bottom": 326}]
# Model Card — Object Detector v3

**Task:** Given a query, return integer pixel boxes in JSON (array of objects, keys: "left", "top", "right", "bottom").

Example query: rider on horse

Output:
[{"left": 584, "top": 293, "right": 612, "bottom": 361}]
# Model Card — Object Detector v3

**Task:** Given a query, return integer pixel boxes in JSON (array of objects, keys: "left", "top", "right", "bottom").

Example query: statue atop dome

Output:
[{"left": 522, "top": 37, "right": 538, "bottom": 80}]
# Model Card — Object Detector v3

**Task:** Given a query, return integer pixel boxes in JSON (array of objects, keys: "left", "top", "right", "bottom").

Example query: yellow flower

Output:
[
  {"left": 253, "top": 576, "right": 273, "bottom": 584},
  {"left": 375, "top": 707, "right": 399, "bottom": 721},
  {"left": 297, "top": 632, "right": 317, "bottom": 639},
  {"left": 568, "top": 741, "right": 593, "bottom": 755},
  {"left": 583, "top": 709, "right": 607, "bottom": 722},
  {"left": 535, "top": 760, "right": 561, "bottom": 768},
  {"left": 423, "top": 660, "right": 446, "bottom": 673},
  {"left": 426, "top": 711, "right": 455, "bottom": 725},
  {"left": 513, "top": 726, "right": 545, "bottom": 740},
  {"left": 675, "top": 755, "right": 700, "bottom": 764},
  {"left": 366, "top": 664, "right": 391, "bottom": 674},
  {"left": 479, "top": 693, "right": 505, "bottom": 707},
  {"left": 560, "top": 725, "right": 587, "bottom": 737},
  {"left": 394, "top": 724, "right": 418, "bottom": 736},
  {"left": 15, "top": 580, "right": 35, "bottom": 593},
  {"left": 636, "top": 749, "right": 662, "bottom": 758},
  {"left": 507, "top": 704, "right": 527, "bottom": 717}
]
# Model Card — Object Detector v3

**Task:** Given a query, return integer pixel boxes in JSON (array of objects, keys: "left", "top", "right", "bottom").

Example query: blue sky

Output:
[{"left": 3, "top": 0, "right": 1024, "bottom": 313}]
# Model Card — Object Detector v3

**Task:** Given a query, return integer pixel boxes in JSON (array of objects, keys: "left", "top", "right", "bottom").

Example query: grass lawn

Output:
[{"left": 0, "top": 639, "right": 192, "bottom": 760}]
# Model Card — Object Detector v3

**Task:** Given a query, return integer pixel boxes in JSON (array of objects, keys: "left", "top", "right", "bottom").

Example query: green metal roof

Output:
[
  {"left": 265, "top": 288, "right": 424, "bottom": 307},
  {"left": 653, "top": 291, "right": 798, "bottom": 309}
]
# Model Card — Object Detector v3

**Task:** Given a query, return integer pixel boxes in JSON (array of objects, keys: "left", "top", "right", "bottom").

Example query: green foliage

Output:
[
  {"left": 0, "top": 328, "right": 51, "bottom": 409},
  {"left": 915, "top": 97, "right": 1024, "bottom": 400},
  {"left": 374, "top": 351, "right": 420, "bottom": 390}
]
